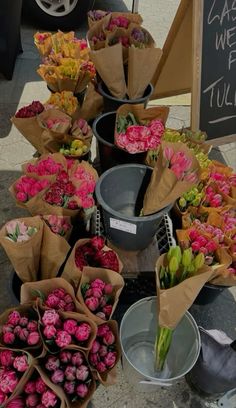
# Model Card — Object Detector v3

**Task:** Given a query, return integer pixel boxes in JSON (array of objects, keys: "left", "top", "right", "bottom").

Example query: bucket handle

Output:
[{"left": 139, "top": 379, "right": 172, "bottom": 387}]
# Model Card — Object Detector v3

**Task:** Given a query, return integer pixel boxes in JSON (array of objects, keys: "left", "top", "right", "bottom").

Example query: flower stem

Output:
[{"left": 155, "top": 327, "right": 173, "bottom": 370}]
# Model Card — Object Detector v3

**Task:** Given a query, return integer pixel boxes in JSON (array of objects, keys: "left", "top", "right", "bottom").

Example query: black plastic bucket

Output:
[
  {"left": 98, "top": 82, "right": 153, "bottom": 112},
  {"left": 95, "top": 164, "right": 172, "bottom": 251},
  {"left": 92, "top": 111, "right": 147, "bottom": 172},
  {"left": 194, "top": 283, "right": 227, "bottom": 305}
]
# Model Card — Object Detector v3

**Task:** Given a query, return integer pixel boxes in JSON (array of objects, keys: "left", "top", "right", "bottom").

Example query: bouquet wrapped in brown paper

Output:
[
  {"left": 38, "top": 306, "right": 97, "bottom": 353},
  {"left": 20, "top": 278, "right": 84, "bottom": 314},
  {"left": 176, "top": 228, "right": 235, "bottom": 286},
  {"left": 45, "top": 91, "right": 80, "bottom": 118},
  {"left": 76, "top": 267, "right": 124, "bottom": 324},
  {"left": 88, "top": 320, "right": 121, "bottom": 386},
  {"left": 61, "top": 237, "right": 123, "bottom": 289},
  {"left": 74, "top": 82, "right": 103, "bottom": 121},
  {"left": 143, "top": 141, "right": 201, "bottom": 215},
  {"left": 0, "top": 216, "right": 43, "bottom": 283},
  {"left": 11, "top": 101, "right": 46, "bottom": 153},
  {"left": 43, "top": 348, "right": 96, "bottom": 408},
  {"left": 154, "top": 246, "right": 214, "bottom": 370},
  {"left": 0, "top": 347, "right": 35, "bottom": 406},
  {"left": 6, "top": 364, "right": 67, "bottom": 408},
  {"left": 9, "top": 155, "right": 98, "bottom": 220},
  {"left": 114, "top": 104, "right": 169, "bottom": 154},
  {"left": 0, "top": 303, "right": 43, "bottom": 357}
]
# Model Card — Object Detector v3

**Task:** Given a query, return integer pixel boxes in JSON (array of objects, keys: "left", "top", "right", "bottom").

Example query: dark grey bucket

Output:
[
  {"left": 98, "top": 82, "right": 153, "bottom": 112},
  {"left": 95, "top": 164, "right": 172, "bottom": 251},
  {"left": 92, "top": 111, "right": 147, "bottom": 172}
]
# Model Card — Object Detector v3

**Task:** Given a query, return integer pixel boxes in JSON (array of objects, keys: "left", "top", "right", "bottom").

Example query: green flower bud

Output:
[
  {"left": 172, "top": 246, "right": 182, "bottom": 264},
  {"left": 193, "top": 252, "right": 205, "bottom": 271},
  {"left": 181, "top": 248, "right": 193, "bottom": 268},
  {"left": 192, "top": 197, "right": 201, "bottom": 207},
  {"left": 179, "top": 197, "right": 186, "bottom": 209},
  {"left": 169, "top": 256, "right": 179, "bottom": 275}
]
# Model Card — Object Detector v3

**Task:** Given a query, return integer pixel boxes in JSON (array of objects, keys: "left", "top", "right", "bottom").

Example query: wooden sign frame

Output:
[{"left": 191, "top": 0, "right": 236, "bottom": 145}]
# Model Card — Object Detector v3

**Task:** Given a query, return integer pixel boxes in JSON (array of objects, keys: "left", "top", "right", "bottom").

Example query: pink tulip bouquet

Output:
[
  {"left": 143, "top": 142, "right": 200, "bottom": 215},
  {"left": 44, "top": 349, "right": 95, "bottom": 405},
  {"left": 0, "top": 349, "right": 30, "bottom": 406},
  {"left": 4, "top": 220, "right": 37, "bottom": 243},
  {"left": 0, "top": 307, "right": 41, "bottom": 351},
  {"left": 42, "top": 215, "right": 72, "bottom": 238},
  {"left": 40, "top": 309, "right": 96, "bottom": 352},
  {"left": 9, "top": 371, "right": 62, "bottom": 408},
  {"left": 88, "top": 321, "right": 120, "bottom": 384}
]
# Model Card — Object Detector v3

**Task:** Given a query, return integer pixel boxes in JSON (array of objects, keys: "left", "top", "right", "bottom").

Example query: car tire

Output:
[{"left": 23, "top": 0, "right": 93, "bottom": 30}]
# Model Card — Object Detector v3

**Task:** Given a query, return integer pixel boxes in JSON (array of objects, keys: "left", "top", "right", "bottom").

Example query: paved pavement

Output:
[{"left": 0, "top": 1, "right": 236, "bottom": 407}]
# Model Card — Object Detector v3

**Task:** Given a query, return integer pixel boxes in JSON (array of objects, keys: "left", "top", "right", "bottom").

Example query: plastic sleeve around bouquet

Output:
[
  {"left": 61, "top": 239, "right": 123, "bottom": 290},
  {"left": 76, "top": 267, "right": 125, "bottom": 324},
  {"left": 90, "top": 43, "right": 127, "bottom": 99},
  {"left": 89, "top": 320, "right": 121, "bottom": 386},
  {"left": 0, "top": 216, "right": 44, "bottom": 283},
  {"left": 143, "top": 142, "right": 201, "bottom": 215},
  {"left": 0, "top": 347, "right": 35, "bottom": 406},
  {"left": 0, "top": 303, "right": 43, "bottom": 357},
  {"left": 20, "top": 278, "right": 84, "bottom": 314},
  {"left": 38, "top": 307, "right": 97, "bottom": 353},
  {"left": 155, "top": 254, "right": 215, "bottom": 329}
]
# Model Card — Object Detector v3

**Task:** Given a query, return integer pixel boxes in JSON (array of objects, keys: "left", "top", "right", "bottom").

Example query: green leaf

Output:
[
  {"left": 81, "top": 283, "right": 90, "bottom": 297},
  {"left": 31, "top": 289, "right": 45, "bottom": 301},
  {"left": 27, "top": 227, "right": 37, "bottom": 237},
  {"left": 15, "top": 223, "right": 20, "bottom": 238}
]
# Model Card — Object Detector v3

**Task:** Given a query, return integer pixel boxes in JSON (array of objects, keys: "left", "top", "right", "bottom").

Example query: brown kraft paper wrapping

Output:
[
  {"left": 92, "top": 320, "right": 121, "bottom": 386},
  {"left": 143, "top": 142, "right": 201, "bottom": 215},
  {"left": 155, "top": 254, "right": 215, "bottom": 329},
  {"left": 0, "top": 216, "right": 44, "bottom": 283},
  {"left": 61, "top": 238, "right": 123, "bottom": 290},
  {"left": 73, "top": 83, "right": 103, "bottom": 121},
  {"left": 11, "top": 115, "right": 45, "bottom": 153},
  {"left": 127, "top": 47, "right": 162, "bottom": 99},
  {"left": 38, "top": 306, "right": 97, "bottom": 353},
  {"left": 116, "top": 103, "right": 169, "bottom": 128},
  {"left": 20, "top": 277, "right": 84, "bottom": 314},
  {"left": 76, "top": 267, "right": 125, "bottom": 324},
  {"left": 39, "top": 221, "right": 71, "bottom": 280},
  {"left": 37, "top": 109, "right": 72, "bottom": 134},
  {"left": 0, "top": 303, "right": 43, "bottom": 357},
  {"left": 90, "top": 43, "right": 127, "bottom": 98},
  {"left": 209, "top": 247, "right": 236, "bottom": 286}
]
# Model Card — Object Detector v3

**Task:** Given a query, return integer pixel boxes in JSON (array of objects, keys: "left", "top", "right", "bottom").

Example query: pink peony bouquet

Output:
[
  {"left": 106, "top": 15, "right": 130, "bottom": 30},
  {"left": 0, "top": 309, "right": 40, "bottom": 349},
  {"left": 42, "top": 215, "right": 71, "bottom": 237},
  {"left": 5, "top": 220, "right": 37, "bottom": 243},
  {"left": 40, "top": 309, "right": 94, "bottom": 351},
  {"left": 25, "top": 157, "right": 64, "bottom": 177},
  {"left": 81, "top": 279, "right": 114, "bottom": 321},
  {"left": 115, "top": 111, "right": 165, "bottom": 154},
  {"left": 45, "top": 349, "right": 95, "bottom": 404},
  {"left": 74, "top": 236, "right": 120, "bottom": 273},
  {"left": 34, "top": 287, "right": 76, "bottom": 313},
  {"left": 88, "top": 322, "right": 119, "bottom": 375},
  {"left": 0, "top": 349, "right": 30, "bottom": 405}
]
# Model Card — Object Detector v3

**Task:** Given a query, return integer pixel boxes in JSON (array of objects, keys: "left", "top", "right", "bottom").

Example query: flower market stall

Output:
[{"left": 0, "top": 5, "right": 236, "bottom": 408}]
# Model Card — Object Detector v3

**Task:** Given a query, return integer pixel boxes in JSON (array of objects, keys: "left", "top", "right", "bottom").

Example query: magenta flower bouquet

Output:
[
  {"left": 88, "top": 321, "right": 120, "bottom": 385},
  {"left": 44, "top": 349, "right": 96, "bottom": 406},
  {"left": 76, "top": 267, "right": 124, "bottom": 324},
  {"left": 39, "top": 309, "right": 96, "bottom": 353},
  {"left": 0, "top": 349, "right": 31, "bottom": 406},
  {"left": 0, "top": 306, "right": 41, "bottom": 353}
]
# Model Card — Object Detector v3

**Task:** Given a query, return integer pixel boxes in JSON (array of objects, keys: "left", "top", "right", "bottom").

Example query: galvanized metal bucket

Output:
[{"left": 119, "top": 296, "right": 201, "bottom": 392}]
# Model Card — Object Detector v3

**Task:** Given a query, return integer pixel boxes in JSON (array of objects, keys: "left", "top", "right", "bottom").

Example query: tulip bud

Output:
[
  {"left": 193, "top": 252, "right": 205, "bottom": 271},
  {"left": 181, "top": 248, "right": 192, "bottom": 268},
  {"left": 170, "top": 246, "right": 182, "bottom": 264},
  {"left": 168, "top": 257, "right": 179, "bottom": 287},
  {"left": 179, "top": 197, "right": 186, "bottom": 209}
]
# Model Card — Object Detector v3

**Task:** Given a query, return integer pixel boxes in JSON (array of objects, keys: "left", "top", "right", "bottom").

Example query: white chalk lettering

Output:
[
  {"left": 208, "top": 0, "right": 236, "bottom": 25},
  {"left": 209, "top": 115, "right": 236, "bottom": 123},
  {"left": 203, "top": 77, "right": 236, "bottom": 109},
  {"left": 228, "top": 49, "right": 236, "bottom": 69},
  {"left": 203, "top": 76, "right": 224, "bottom": 107}
]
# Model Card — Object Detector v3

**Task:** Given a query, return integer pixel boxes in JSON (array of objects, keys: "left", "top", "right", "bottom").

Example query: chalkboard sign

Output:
[{"left": 192, "top": 0, "right": 236, "bottom": 143}]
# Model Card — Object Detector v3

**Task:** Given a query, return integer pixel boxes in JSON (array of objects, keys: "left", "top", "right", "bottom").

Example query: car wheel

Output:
[{"left": 23, "top": 0, "right": 93, "bottom": 30}]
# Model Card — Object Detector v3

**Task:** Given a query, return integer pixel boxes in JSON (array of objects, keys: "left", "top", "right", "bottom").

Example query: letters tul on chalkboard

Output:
[{"left": 199, "top": 0, "right": 236, "bottom": 140}]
